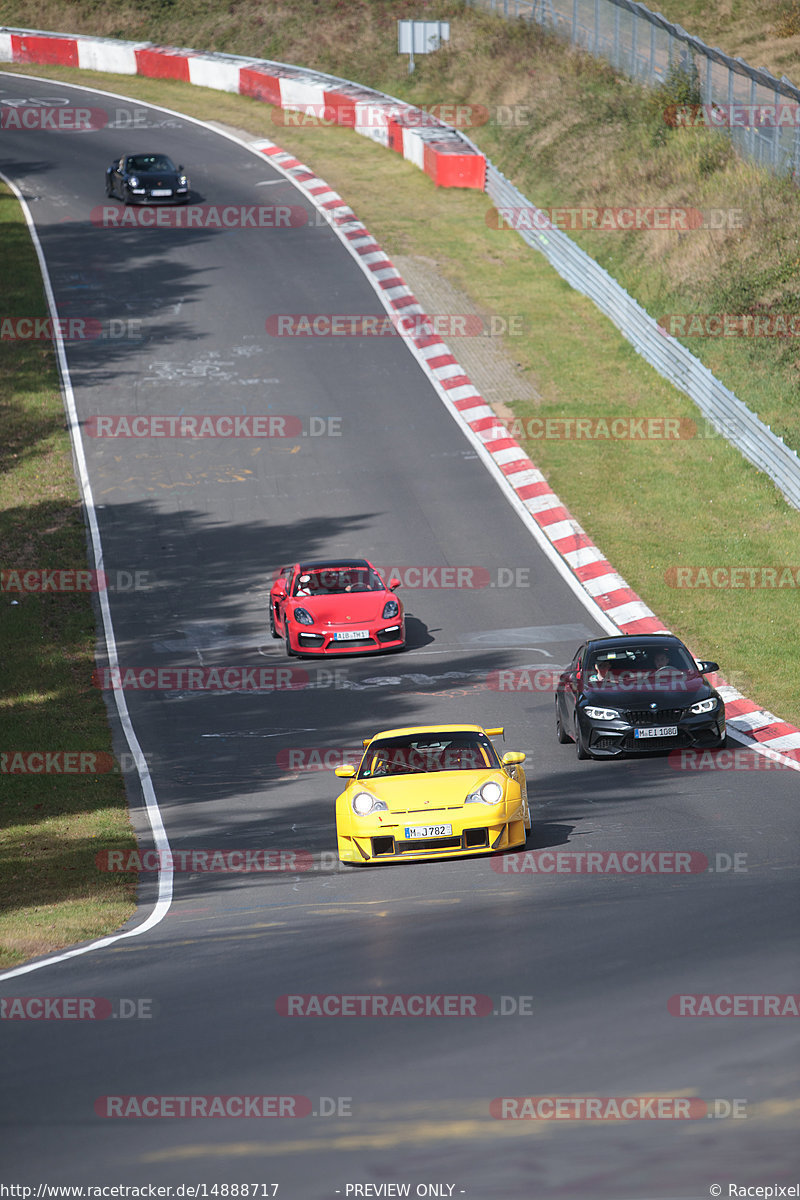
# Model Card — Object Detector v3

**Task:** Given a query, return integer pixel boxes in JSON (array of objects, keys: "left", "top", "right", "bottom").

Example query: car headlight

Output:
[
  {"left": 351, "top": 790, "right": 388, "bottom": 816},
  {"left": 128, "top": 175, "right": 139, "bottom": 187},
  {"left": 465, "top": 780, "right": 504, "bottom": 806},
  {"left": 382, "top": 599, "right": 399, "bottom": 619},
  {"left": 584, "top": 706, "right": 621, "bottom": 720},
  {"left": 178, "top": 175, "right": 188, "bottom": 186},
  {"left": 294, "top": 607, "right": 314, "bottom": 626},
  {"left": 690, "top": 697, "right": 717, "bottom": 714}
]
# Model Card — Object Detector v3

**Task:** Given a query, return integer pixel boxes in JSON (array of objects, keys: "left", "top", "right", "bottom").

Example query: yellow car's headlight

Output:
[
  {"left": 352, "top": 790, "right": 388, "bottom": 816},
  {"left": 465, "top": 780, "right": 504, "bottom": 806}
]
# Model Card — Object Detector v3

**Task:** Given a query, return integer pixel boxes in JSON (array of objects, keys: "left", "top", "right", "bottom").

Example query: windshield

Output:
[
  {"left": 586, "top": 643, "right": 700, "bottom": 692},
  {"left": 293, "top": 567, "right": 385, "bottom": 597},
  {"left": 128, "top": 155, "right": 176, "bottom": 173},
  {"left": 358, "top": 733, "right": 500, "bottom": 778}
]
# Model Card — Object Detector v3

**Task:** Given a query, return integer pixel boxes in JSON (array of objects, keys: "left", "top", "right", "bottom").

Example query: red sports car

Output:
[{"left": 269, "top": 559, "right": 405, "bottom": 657}]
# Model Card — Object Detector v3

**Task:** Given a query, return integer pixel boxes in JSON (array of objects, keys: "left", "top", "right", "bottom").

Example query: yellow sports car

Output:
[{"left": 334, "top": 724, "right": 529, "bottom": 864}]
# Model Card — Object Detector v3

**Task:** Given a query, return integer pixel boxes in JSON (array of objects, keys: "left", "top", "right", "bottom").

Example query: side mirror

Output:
[
  {"left": 389, "top": 577, "right": 401, "bottom": 590},
  {"left": 334, "top": 765, "right": 356, "bottom": 778},
  {"left": 502, "top": 751, "right": 525, "bottom": 766},
  {"left": 697, "top": 660, "right": 719, "bottom": 673}
]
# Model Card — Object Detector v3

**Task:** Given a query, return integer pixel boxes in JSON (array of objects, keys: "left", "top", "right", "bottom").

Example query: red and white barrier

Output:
[{"left": 0, "top": 27, "right": 486, "bottom": 188}]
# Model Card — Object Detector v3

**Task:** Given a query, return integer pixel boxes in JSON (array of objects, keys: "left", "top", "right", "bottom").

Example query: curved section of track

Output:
[{"left": 0, "top": 75, "right": 798, "bottom": 1197}]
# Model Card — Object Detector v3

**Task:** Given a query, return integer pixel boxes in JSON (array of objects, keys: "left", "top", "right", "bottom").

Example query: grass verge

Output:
[{"left": 0, "top": 179, "right": 137, "bottom": 970}]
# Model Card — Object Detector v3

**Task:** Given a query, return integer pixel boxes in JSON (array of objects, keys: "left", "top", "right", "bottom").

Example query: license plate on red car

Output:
[
  {"left": 334, "top": 630, "right": 369, "bottom": 640},
  {"left": 634, "top": 726, "right": 678, "bottom": 738},
  {"left": 404, "top": 825, "right": 452, "bottom": 839}
]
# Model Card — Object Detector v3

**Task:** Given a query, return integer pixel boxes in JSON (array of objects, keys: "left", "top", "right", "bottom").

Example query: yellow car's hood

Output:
[{"left": 354, "top": 771, "right": 503, "bottom": 814}]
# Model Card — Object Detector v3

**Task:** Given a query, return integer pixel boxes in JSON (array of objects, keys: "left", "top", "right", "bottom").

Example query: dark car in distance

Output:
[
  {"left": 105, "top": 154, "right": 190, "bottom": 204},
  {"left": 555, "top": 634, "right": 726, "bottom": 760}
]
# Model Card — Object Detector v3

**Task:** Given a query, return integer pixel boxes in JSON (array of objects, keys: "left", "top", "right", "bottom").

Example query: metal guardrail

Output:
[
  {"left": 485, "top": 165, "right": 800, "bottom": 509},
  {"left": 467, "top": 0, "right": 800, "bottom": 180}
]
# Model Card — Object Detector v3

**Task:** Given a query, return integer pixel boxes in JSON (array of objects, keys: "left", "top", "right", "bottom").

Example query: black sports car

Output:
[
  {"left": 555, "top": 634, "right": 726, "bottom": 759},
  {"left": 105, "top": 153, "right": 190, "bottom": 205}
]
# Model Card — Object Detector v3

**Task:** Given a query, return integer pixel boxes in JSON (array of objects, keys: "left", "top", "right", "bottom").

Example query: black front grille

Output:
[
  {"left": 464, "top": 828, "right": 489, "bottom": 849},
  {"left": 624, "top": 708, "right": 683, "bottom": 725},
  {"left": 371, "top": 836, "right": 396, "bottom": 856}
]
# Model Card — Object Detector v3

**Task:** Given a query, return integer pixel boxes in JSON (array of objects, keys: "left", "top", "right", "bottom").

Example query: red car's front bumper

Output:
[{"left": 291, "top": 623, "right": 405, "bottom": 655}]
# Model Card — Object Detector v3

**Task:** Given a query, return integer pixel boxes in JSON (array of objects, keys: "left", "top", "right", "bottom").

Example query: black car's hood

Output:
[
  {"left": 582, "top": 672, "right": 716, "bottom": 709},
  {"left": 134, "top": 169, "right": 181, "bottom": 182}
]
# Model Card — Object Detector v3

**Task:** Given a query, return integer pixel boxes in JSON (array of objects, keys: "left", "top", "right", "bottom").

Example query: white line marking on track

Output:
[{"left": 0, "top": 167, "right": 174, "bottom": 980}]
